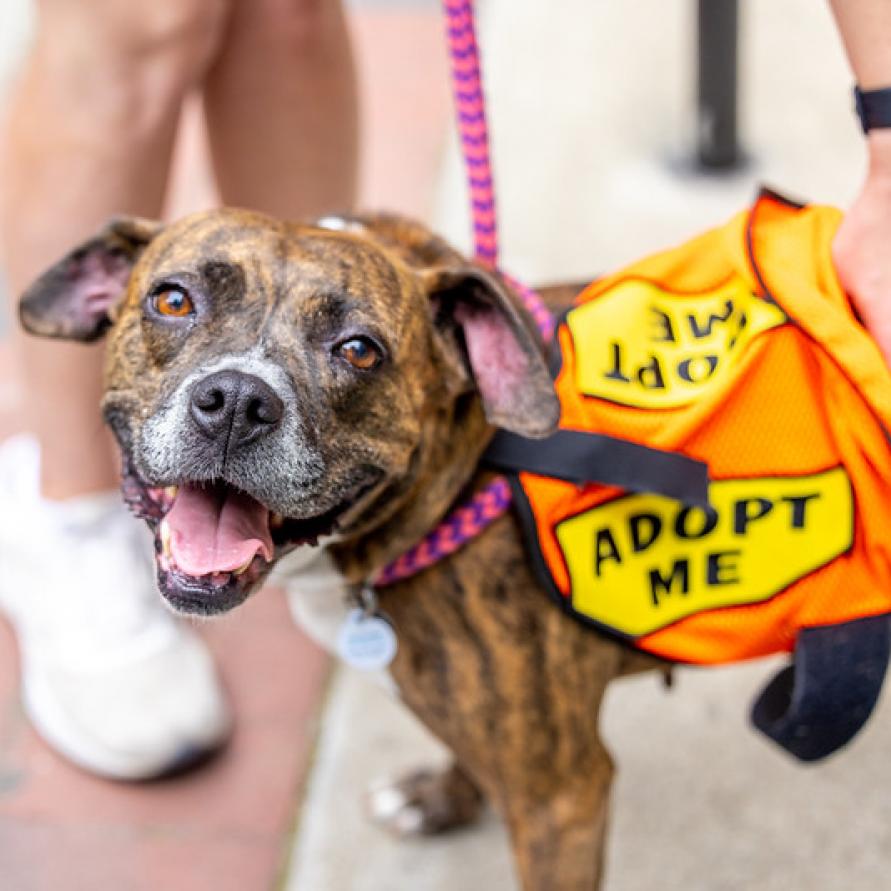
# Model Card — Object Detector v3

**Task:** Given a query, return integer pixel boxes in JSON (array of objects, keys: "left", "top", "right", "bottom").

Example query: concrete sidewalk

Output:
[{"left": 288, "top": 660, "right": 891, "bottom": 891}]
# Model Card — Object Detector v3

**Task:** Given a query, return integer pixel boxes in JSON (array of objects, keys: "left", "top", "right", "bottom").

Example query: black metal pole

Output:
[{"left": 697, "top": 0, "right": 740, "bottom": 169}]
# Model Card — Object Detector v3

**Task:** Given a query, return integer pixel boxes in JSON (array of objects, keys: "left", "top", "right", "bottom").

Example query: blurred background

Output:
[{"left": 1, "top": 0, "right": 890, "bottom": 889}]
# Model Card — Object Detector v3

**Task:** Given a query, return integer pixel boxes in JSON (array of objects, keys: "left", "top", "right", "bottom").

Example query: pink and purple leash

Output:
[{"left": 375, "top": 0, "right": 555, "bottom": 588}]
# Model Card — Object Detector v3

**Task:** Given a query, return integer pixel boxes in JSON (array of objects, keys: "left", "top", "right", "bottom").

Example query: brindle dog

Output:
[{"left": 19, "top": 209, "right": 657, "bottom": 890}]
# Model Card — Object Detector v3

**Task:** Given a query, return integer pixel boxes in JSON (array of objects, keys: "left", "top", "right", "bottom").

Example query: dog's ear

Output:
[
  {"left": 19, "top": 216, "right": 162, "bottom": 342},
  {"left": 425, "top": 264, "right": 560, "bottom": 438}
]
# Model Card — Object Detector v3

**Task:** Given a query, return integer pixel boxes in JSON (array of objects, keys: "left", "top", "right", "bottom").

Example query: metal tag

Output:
[{"left": 337, "top": 607, "right": 398, "bottom": 671}]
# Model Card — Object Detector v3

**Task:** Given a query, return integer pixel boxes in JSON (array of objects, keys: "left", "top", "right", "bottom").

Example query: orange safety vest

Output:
[{"left": 485, "top": 190, "right": 891, "bottom": 760}]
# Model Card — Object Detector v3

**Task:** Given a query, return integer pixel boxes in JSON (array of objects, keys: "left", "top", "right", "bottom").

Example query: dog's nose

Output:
[{"left": 189, "top": 370, "right": 284, "bottom": 447}]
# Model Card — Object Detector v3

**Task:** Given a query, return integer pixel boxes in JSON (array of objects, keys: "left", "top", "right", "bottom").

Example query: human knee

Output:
[
  {"left": 38, "top": 0, "right": 231, "bottom": 105},
  {"left": 244, "top": 0, "right": 346, "bottom": 52},
  {"left": 113, "top": 0, "right": 231, "bottom": 91}
]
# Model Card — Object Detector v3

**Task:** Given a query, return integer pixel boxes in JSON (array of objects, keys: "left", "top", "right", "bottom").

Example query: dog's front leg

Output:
[
  {"left": 379, "top": 516, "right": 622, "bottom": 891},
  {"left": 499, "top": 744, "right": 613, "bottom": 891}
]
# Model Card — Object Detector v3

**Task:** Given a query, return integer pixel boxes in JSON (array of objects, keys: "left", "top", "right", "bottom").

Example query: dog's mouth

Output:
[{"left": 122, "top": 464, "right": 373, "bottom": 616}]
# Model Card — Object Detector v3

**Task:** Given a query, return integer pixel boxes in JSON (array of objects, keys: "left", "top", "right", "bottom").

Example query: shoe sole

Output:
[{"left": 22, "top": 667, "right": 227, "bottom": 781}]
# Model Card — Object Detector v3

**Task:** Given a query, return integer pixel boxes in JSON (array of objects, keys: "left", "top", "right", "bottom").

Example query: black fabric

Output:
[
  {"left": 854, "top": 86, "right": 891, "bottom": 133},
  {"left": 751, "top": 613, "right": 891, "bottom": 762},
  {"left": 484, "top": 429, "right": 711, "bottom": 508}
]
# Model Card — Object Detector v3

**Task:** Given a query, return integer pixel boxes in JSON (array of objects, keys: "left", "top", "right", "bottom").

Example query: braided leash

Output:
[
  {"left": 375, "top": 0, "right": 555, "bottom": 587},
  {"left": 443, "top": 0, "right": 555, "bottom": 337}
]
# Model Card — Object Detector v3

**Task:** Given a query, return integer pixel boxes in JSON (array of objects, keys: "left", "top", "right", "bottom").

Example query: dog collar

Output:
[{"left": 374, "top": 475, "right": 513, "bottom": 587}]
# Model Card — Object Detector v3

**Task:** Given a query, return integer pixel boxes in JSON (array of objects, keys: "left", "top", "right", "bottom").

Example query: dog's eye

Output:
[
  {"left": 336, "top": 337, "right": 382, "bottom": 371},
  {"left": 154, "top": 287, "right": 194, "bottom": 318}
]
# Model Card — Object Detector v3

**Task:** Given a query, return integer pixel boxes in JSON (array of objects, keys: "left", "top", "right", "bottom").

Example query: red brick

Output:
[{"left": 0, "top": 590, "right": 330, "bottom": 888}]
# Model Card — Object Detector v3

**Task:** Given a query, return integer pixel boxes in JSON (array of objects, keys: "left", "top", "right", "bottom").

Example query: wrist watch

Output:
[{"left": 854, "top": 86, "right": 891, "bottom": 133}]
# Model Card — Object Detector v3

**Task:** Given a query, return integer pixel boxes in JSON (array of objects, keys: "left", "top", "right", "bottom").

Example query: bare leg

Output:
[
  {"left": 0, "top": 0, "right": 230, "bottom": 498},
  {"left": 203, "top": 0, "right": 359, "bottom": 220}
]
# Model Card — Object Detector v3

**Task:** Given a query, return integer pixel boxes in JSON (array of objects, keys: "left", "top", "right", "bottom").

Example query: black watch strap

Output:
[{"left": 854, "top": 86, "right": 891, "bottom": 133}]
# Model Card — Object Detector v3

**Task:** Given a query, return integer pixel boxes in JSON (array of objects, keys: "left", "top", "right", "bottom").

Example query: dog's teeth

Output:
[
  {"left": 164, "top": 486, "right": 179, "bottom": 500},
  {"left": 234, "top": 557, "right": 253, "bottom": 576},
  {"left": 159, "top": 519, "right": 172, "bottom": 558},
  {"left": 270, "top": 513, "right": 284, "bottom": 529}
]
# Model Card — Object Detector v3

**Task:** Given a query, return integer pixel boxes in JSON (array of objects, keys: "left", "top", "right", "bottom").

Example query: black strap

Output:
[
  {"left": 854, "top": 86, "right": 891, "bottom": 133},
  {"left": 751, "top": 613, "right": 890, "bottom": 762},
  {"left": 484, "top": 429, "right": 710, "bottom": 508}
]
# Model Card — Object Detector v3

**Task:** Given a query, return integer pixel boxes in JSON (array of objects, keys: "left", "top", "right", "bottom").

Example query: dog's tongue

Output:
[{"left": 166, "top": 483, "right": 273, "bottom": 576}]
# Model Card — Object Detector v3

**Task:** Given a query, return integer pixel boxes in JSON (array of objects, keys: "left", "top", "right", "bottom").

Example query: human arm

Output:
[{"left": 829, "top": 0, "right": 891, "bottom": 363}]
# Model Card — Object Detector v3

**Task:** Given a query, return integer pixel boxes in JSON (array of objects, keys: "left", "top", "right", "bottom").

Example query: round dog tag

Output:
[{"left": 337, "top": 608, "right": 398, "bottom": 671}]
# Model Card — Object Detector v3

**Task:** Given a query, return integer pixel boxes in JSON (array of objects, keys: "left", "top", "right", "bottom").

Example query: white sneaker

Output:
[{"left": 0, "top": 434, "right": 232, "bottom": 780}]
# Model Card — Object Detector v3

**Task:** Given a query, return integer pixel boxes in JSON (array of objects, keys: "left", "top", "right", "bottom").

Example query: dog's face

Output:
[{"left": 19, "top": 209, "right": 558, "bottom": 616}]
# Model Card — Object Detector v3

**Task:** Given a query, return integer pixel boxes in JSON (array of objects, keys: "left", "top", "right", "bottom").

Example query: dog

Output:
[{"left": 19, "top": 202, "right": 886, "bottom": 890}]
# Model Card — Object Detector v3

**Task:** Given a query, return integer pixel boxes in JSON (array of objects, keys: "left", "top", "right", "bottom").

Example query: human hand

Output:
[{"left": 832, "top": 132, "right": 891, "bottom": 365}]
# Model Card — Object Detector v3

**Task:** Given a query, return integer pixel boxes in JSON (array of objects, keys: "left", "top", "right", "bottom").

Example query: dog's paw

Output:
[{"left": 365, "top": 765, "right": 484, "bottom": 837}]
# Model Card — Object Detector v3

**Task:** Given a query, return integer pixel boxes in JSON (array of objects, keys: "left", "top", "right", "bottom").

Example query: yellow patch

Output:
[
  {"left": 568, "top": 277, "right": 787, "bottom": 409},
  {"left": 555, "top": 468, "right": 853, "bottom": 638}
]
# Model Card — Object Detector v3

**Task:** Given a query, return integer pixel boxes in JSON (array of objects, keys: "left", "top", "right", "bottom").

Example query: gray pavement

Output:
[
  {"left": 286, "top": 670, "right": 518, "bottom": 891},
  {"left": 286, "top": 1, "right": 891, "bottom": 889},
  {"left": 290, "top": 659, "right": 891, "bottom": 890}
]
